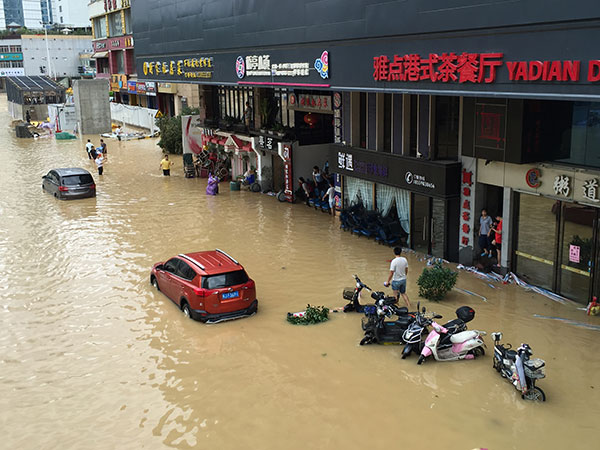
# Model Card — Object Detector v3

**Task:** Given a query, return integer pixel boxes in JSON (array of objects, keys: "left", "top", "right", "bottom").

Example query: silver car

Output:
[{"left": 42, "top": 168, "right": 96, "bottom": 200}]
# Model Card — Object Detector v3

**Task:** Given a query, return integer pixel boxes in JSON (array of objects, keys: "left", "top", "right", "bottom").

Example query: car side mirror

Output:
[
  {"left": 42, "top": 175, "right": 46, "bottom": 179},
  {"left": 156, "top": 264, "right": 164, "bottom": 271}
]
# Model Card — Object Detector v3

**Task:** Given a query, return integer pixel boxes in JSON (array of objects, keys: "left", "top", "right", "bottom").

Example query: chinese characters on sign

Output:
[
  {"left": 553, "top": 175, "right": 570, "bottom": 197},
  {"left": 373, "top": 52, "right": 503, "bottom": 84},
  {"left": 236, "top": 51, "right": 328, "bottom": 79},
  {"left": 460, "top": 168, "right": 474, "bottom": 247},
  {"left": 258, "top": 135, "right": 276, "bottom": 151},
  {"left": 283, "top": 145, "right": 294, "bottom": 203},
  {"left": 333, "top": 92, "right": 342, "bottom": 144},
  {"left": 582, "top": 178, "right": 600, "bottom": 203},
  {"left": 374, "top": 53, "right": 600, "bottom": 83},
  {"left": 569, "top": 245, "right": 581, "bottom": 264},
  {"left": 142, "top": 57, "right": 213, "bottom": 79},
  {"left": 337, "top": 151, "right": 388, "bottom": 178},
  {"left": 288, "top": 94, "right": 331, "bottom": 112},
  {"left": 338, "top": 152, "right": 353, "bottom": 171}
]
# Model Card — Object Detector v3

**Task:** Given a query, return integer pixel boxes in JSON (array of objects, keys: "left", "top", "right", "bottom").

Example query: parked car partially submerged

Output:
[
  {"left": 150, "top": 249, "right": 258, "bottom": 323},
  {"left": 42, "top": 168, "right": 96, "bottom": 200}
]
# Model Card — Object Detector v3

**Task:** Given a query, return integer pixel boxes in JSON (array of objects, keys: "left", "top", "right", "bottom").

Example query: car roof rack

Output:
[
  {"left": 215, "top": 248, "right": 239, "bottom": 265},
  {"left": 178, "top": 253, "right": 206, "bottom": 270}
]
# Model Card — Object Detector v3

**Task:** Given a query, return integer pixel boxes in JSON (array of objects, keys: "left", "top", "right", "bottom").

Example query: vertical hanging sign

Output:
[
  {"left": 283, "top": 144, "right": 294, "bottom": 203},
  {"left": 459, "top": 157, "right": 476, "bottom": 249},
  {"left": 333, "top": 92, "right": 342, "bottom": 144}
]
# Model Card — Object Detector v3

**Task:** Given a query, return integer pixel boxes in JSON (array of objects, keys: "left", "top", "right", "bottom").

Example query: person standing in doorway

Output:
[
  {"left": 384, "top": 247, "right": 411, "bottom": 308},
  {"left": 243, "top": 101, "right": 253, "bottom": 132},
  {"left": 160, "top": 154, "right": 173, "bottom": 176},
  {"left": 322, "top": 181, "right": 336, "bottom": 216},
  {"left": 85, "top": 139, "right": 94, "bottom": 159},
  {"left": 491, "top": 214, "right": 503, "bottom": 266},
  {"left": 95, "top": 152, "right": 104, "bottom": 176},
  {"left": 478, "top": 209, "right": 493, "bottom": 258}
]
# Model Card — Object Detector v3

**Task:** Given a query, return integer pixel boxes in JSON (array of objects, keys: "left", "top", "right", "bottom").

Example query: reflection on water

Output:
[{"left": 1, "top": 94, "right": 599, "bottom": 449}]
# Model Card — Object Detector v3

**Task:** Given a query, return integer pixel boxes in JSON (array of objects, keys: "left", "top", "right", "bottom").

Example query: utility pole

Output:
[{"left": 42, "top": 21, "right": 52, "bottom": 78}]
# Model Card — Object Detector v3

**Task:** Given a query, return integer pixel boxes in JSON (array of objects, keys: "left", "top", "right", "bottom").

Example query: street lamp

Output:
[{"left": 40, "top": 21, "right": 52, "bottom": 78}]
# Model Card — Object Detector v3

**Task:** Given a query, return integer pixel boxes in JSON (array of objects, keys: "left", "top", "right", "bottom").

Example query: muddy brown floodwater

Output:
[{"left": 1, "top": 94, "right": 599, "bottom": 450}]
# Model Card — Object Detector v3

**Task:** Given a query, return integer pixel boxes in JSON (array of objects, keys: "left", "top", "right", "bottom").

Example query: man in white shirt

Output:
[
  {"left": 85, "top": 139, "right": 94, "bottom": 159},
  {"left": 384, "top": 247, "right": 411, "bottom": 308}
]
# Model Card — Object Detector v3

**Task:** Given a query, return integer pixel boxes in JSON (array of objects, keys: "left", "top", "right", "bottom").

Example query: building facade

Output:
[
  {"left": 132, "top": 0, "right": 600, "bottom": 304},
  {"left": 21, "top": 34, "right": 92, "bottom": 78}
]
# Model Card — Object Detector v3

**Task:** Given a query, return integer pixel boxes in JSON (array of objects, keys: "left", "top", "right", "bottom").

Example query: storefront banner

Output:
[
  {"left": 127, "top": 81, "right": 137, "bottom": 94},
  {"left": 157, "top": 82, "right": 177, "bottom": 94},
  {"left": 0, "top": 53, "right": 22, "bottom": 61},
  {"left": 136, "top": 82, "right": 147, "bottom": 94},
  {"left": 137, "top": 26, "right": 600, "bottom": 99},
  {"left": 0, "top": 68, "right": 24, "bottom": 77},
  {"left": 329, "top": 144, "right": 461, "bottom": 198},
  {"left": 145, "top": 81, "right": 157, "bottom": 96},
  {"left": 478, "top": 160, "right": 600, "bottom": 205},
  {"left": 288, "top": 93, "right": 332, "bottom": 113},
  {"left": 110, "top": 74, "right": 127, "bottom": 91}
]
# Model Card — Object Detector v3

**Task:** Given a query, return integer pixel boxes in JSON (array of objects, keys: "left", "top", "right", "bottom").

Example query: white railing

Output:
[{"left": 110, "top": 103, "right": 159, "bottom": 134}]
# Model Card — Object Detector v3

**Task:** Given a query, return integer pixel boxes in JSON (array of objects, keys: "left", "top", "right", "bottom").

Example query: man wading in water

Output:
[{"left": 384, "top": 247, "right": 411, "bottom": 308}]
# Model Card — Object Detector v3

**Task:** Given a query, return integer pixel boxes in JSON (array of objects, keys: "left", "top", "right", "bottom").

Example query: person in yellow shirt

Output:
[{"left": 160, "top": 154, "right": 173, "bottom": 176}]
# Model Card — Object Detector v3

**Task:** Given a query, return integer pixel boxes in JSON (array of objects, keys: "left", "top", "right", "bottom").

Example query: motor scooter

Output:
[
  {"left": 342, "top": 275, "right": 371, "bottom": 313},
  {"left": 491, "top": 332, "right": 546, "bottom": 402},
  {"left": 354, "top": 278, "right": 416, "bottom": 345},
  {"left": 417, "top": 306, "right": 486, "bottom": 364},
  {"left": 403, "top": 305, "right": 473, "bottom": 359}
]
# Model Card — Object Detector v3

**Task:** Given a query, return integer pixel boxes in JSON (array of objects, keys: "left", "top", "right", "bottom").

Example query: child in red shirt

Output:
[{"left": 491, "top": 215, "right": 503, "bottom": 267}]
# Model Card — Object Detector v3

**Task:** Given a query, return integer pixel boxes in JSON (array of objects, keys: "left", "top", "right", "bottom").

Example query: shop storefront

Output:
[
  {"left": 478, "top": 160, "right": 600, "bottom": 303},
  {"left": 330, "top": 145, "right": 461, "bottom": 260}
]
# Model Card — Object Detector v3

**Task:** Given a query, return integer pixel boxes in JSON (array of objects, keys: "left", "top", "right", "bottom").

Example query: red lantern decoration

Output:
[{"left": 304, "top": 112, "right": 317, "bottom": 128}]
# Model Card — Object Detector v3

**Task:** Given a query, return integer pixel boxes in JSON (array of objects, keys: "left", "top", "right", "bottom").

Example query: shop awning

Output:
[{"left": 92, "top": 51, "right": 108, "bottom": 58}]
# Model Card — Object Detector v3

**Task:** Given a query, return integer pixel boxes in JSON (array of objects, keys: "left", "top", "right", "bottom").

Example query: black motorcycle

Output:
[
  {"left": 342, "top": 275, "right": 373, "bottom": 313},
  {"left": 356, "top": 280, "right": 415, "bottom": 346},
  {"left": 492, "top": 332, "right": 546, "bottom": 402}
]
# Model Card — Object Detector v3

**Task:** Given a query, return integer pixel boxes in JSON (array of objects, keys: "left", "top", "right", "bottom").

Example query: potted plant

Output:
[
  {"left": 272, "top": 123, "right": 285, "bottom": 137},
  {"left": 416, "top": 263, "right": 458, "bottom": 302}
]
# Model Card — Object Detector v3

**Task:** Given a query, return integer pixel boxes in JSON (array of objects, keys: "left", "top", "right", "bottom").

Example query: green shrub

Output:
[
  {"left": 417, "top": 263, "right": 458, "bottom": 301},
  {"left": 287, "top": 305, "right": 329, "bottom": 325}
]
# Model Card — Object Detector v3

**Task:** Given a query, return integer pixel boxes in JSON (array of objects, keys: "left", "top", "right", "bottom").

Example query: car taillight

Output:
[
  {"left": 193, "top": 287, "right": 206, "bottom": 297},
  {"left": 58, "top": 186, "right": 69, "bottom": 192},
  {"left": 90, "top": 184, "right": 96, "bottom": 189}
]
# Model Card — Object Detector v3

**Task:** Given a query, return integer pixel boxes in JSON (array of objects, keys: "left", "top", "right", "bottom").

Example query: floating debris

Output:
[
  {"left": 533, "top": 314, "right": 600, "bottom": 331},
  {"left": 454, "top": 287, "right": 487, "bottom": 302}
]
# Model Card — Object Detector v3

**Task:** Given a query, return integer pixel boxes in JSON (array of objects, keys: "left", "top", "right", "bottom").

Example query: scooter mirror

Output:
[{"left": 434, "top": 314, "right": 443, "bottom": 319}]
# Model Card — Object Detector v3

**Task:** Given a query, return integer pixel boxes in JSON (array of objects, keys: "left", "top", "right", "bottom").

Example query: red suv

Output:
[{"left": 150, "top": 249, "right": 258, "bottom": 323}]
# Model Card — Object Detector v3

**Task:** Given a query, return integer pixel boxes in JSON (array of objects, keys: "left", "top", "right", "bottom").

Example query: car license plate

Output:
[{"left": 222, "top": 291, "right": 239, "bottom": 300}]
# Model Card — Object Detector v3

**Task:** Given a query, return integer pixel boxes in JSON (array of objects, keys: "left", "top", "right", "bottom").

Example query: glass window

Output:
[
  {"left": 9, "top": 45, "right": 21, "bottom": 52},
  {"left": 409, "top": 95, "right": 418, "bottom": 157},
  {"left": 202, "top": 271, "right": 249, "bottom": 289},
  {"left": 514, "top": 193, "right": 556, "bottom": 291},
  {"left": 383, "top": 93, "right": 392, "bottom": 153},
  {"left": 94, "top": 16, "right": 107, "bottom": 38},
  {"left": 177, "top": 261, "right": 197, "bottom": 281},
  {"left": 109, "top": 12, "right": 123, "bottom": 37},
  {"left": 0, "top": 46, "right": 9, "bottom": 53},
  {"left": 434, "top": 96, "right": 459, "bottom": 160},
  {"left": 114, "top": 51, "right": 124, "bottom": 74},
  {"left": 124, "top": 9, "right": 132, "bottom": 34},
  {"left": 62, "top": 174, "right": 94, "bottom": 186},
  {"left": 163, "top": 258, "right": 179, "bottom": 274},
  {"left": 359, "top": 92, "right": 366, "bottom": 148},
  {"left": 218, "top": 86, "right": 254, "bottom": 122}
]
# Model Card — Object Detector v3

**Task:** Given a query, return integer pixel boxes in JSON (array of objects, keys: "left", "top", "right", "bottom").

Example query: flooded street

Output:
[{"left": 1, "top": 94, "right": 599, "bottom": 449}]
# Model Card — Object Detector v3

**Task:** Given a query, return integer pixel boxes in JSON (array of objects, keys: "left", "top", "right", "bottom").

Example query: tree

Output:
[{"left": 155, "top": 106, "right": 200, "bottom": 155}]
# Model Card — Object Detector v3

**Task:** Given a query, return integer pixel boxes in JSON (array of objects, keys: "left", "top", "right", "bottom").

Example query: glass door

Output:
[
  {"left": 558, "top": 203, "right": 596, "bottom": 303},
  {"left": 412, "top": 194, "right": 431, "bottom": 254}
]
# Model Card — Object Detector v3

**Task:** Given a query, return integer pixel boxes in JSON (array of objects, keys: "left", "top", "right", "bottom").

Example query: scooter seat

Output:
[
  {"left": 505, "top": 349, "right": 517, "bottom": 361},
  {"left": 449, "top": 330, "right": 479, "bottom": 343}
]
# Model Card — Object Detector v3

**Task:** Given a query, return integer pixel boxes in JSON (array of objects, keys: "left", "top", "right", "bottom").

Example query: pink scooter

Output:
[{"left": 417, "top": 311, "right": 486, "bottom": 364}]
